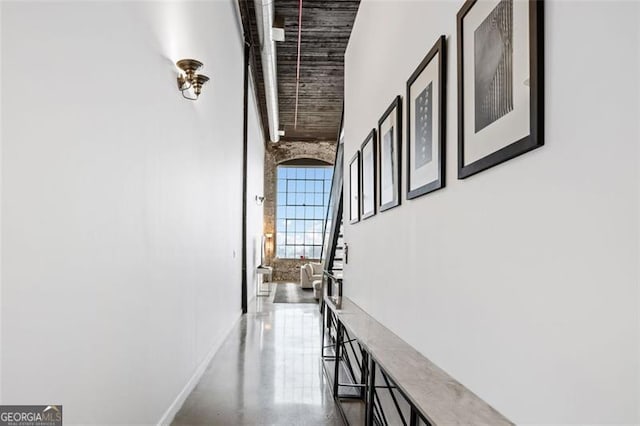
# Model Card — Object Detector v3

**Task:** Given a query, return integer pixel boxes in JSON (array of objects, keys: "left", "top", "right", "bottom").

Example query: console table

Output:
[
  {"left": 255, "top": 265, "right": 272, "bottom": 297},
  {"left": 322, "top": 295, "right": 513, "bottom": 425}
]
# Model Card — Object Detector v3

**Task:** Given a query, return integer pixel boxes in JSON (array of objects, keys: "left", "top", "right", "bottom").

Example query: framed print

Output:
[
  {"left": 349, "top": 151, "right": 360, "bottom": 224},
  {"left": 378, "top": 96, "right": 402, "bottom": 212},
  {"left": 457, "top": 0, "right": 544, "bottom": 179},
  {"left": 360, "top": 129, "right": 377, "bottom": 220},
  {"left": 406, "top": 35, "right": 447, "bottom": 200}
]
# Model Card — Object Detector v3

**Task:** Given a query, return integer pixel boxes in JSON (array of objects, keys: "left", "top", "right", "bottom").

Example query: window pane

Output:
[
  {"left": 277, "top": 219, "right": 285, "bottom": 231},
  {"left": 314, "top": 181, "right": 323, "bottom": 192},
  {"left": 295, "top": 233, "right": 304, "bottom": 245},
  {"left": 285, "top": 246, "right": 295, "bottom": 258},
  {"left": 313, "top": 221, "right": 323, "bottom": 233},
  {"left": 304, "top": 206, "right": 313, "bottom": 219},
  {"left": 315, "top": 207, "right": 324, "bottom": 219},
  {"left": 286, "top": 233, "right": 294, "bottom": 244},
  {"left": 285, "top": 168, "right": 295, "bottom": 178},
  {"left": 314, "top": 194, "right": 323, "bottom": 206},
  {"left": 294, "top": 180, "right": 304, "bottom": 192},
  {"left": 304, "top": 232, "right": 313, "bottom": 245},
  {"left": 276, "top": 233, "right": 285, "bottom": 246},
  {"left": 304, "top": 246, "right": 314, "bottom": 259},
  {"left": 277, "top": 245, "right": 285, "bottom": 258},
  {"left": 305, "top": 168, "right": 314, "bottom": 179},
  {"left": 277, "top": 206, "right": 285, "bottom": 219},
  {"left": 287, "top": 206, "right": 296, "bottom": 218},
  {"left": 295, "top": 246, "right": 304, "bottom": 258},
  {"left": 305, "top": 220, "right": 314, "bottom": 233},
  {"left": 313, "top": 246, "right": 321, "bottom": 259},
  {"left": 325, "top": 168, "right": 332, "bottom": 179},
  {"left": 287, "top": 180, "right": 296, "bottom": 192},
  {"left": 296, "top": 193, "right": 305, "bottom": 205}
]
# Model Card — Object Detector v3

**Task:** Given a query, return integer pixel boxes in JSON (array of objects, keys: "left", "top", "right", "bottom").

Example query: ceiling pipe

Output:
[{"left": 254, "top": 0, "right": 280, "bottom": 143}]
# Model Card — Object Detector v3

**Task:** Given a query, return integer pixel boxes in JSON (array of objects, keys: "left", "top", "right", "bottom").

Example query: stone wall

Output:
[{"left": 263, "top": 141, "right": 337, "bottom": 281}]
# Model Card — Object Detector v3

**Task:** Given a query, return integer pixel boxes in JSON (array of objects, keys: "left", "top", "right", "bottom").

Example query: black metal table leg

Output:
[
  {"left": 333, "top": 320, "right": 342, "bottom": 398},
  {"left": 366, "top": 357, "right": 376, "bottom": 426}
]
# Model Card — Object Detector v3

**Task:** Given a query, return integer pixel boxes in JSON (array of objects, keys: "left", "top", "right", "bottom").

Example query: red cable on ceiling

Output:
[{"left": 294, "top": 0, "right": 303, "bottom": 129}]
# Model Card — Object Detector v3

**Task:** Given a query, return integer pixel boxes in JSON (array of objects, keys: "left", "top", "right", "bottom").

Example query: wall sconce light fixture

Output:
[
  {"left": 255, "top": 195, "right": 265, "bottom": 205},
  {"left": 262, "top": 233, "right": 274, "bottom": 262},
  {"left": 176, "top": 59, "right": 210, "bottom": 101},
  {"left": 265, "top": 233, "right": 273, "bottom": 256}
]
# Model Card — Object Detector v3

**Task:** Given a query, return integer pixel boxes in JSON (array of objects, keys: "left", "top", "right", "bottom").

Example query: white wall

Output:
[
  {"left": 247, "top": 74, "right": 266, "bottom": 300},
  {"left": 344, "top": 0, "right": 639, "bottom": 424},
  {"left": 0, "top": 1, "right": 3, "bottom": 405},
  {"left": 637, "top": 5, "right": 640, "bottom": 417},
  {"left": 1, "top": 1, "right": 258, "bottom": 423}
]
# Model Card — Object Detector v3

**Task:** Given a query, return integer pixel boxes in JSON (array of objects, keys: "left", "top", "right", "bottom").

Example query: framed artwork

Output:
[
  {"left": 378, "top": 96, "right": 402, "bottom": 212},
  {"left": 406, "top": 35, "right": 447, "bottom": 199},
  {"left": 457, "top": 0, "right": 544, "bottom": 179},
  {"left": 349, "top": 151, "right": 360, "bottom": 224},
  {"left": 360, "top": 129, "right": 377, "bottom": 220}
]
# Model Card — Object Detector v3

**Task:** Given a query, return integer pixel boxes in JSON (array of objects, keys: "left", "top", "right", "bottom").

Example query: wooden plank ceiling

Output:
[{"left": 239, "top": 0, "right": 360, "bottom": 143}]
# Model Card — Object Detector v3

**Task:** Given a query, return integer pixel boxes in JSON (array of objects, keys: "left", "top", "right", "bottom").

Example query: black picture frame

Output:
[
  {"left": 360, "top": 129, "right": 377, "bottom": 220},
  {"left": 377, "top": 96, "right": 402, "bottom": 212},
  {"left": 457, "top": 0, "right": 544, "bottom": 179},
  {"left": 406, "top": 35, "right": 447, "bottom": 200},
  {"left": 348, "top": 151, "right": 361, "bottom": 224}
]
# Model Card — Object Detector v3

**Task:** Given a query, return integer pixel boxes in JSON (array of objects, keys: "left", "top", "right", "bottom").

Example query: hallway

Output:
[{"left": 172, "top": 285, "right": 342, "bottom": 425}]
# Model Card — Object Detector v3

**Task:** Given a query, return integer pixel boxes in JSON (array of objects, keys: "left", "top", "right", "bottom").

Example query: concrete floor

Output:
[{"left": 172, "top": 283, "right": 343, "bottom": 426}]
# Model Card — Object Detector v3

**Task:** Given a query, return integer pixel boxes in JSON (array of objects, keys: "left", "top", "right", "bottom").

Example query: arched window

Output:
[{"left": 276, "top": 159, "right": 333, "bottom": 259}]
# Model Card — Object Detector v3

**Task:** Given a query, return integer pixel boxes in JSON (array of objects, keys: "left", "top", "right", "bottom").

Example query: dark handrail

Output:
[{"left": 320, "top": 112, "right": 345, "bottom": 298}]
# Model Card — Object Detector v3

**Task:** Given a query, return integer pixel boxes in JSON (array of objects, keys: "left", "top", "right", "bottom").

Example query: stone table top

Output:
[{"left": 324, "top": 296, "right": 513, "bottom": 426}]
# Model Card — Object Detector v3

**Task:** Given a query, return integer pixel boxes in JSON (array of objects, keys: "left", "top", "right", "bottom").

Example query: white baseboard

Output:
[{"left": 157, "top": 312, "right": 242, "bottom": 426}]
